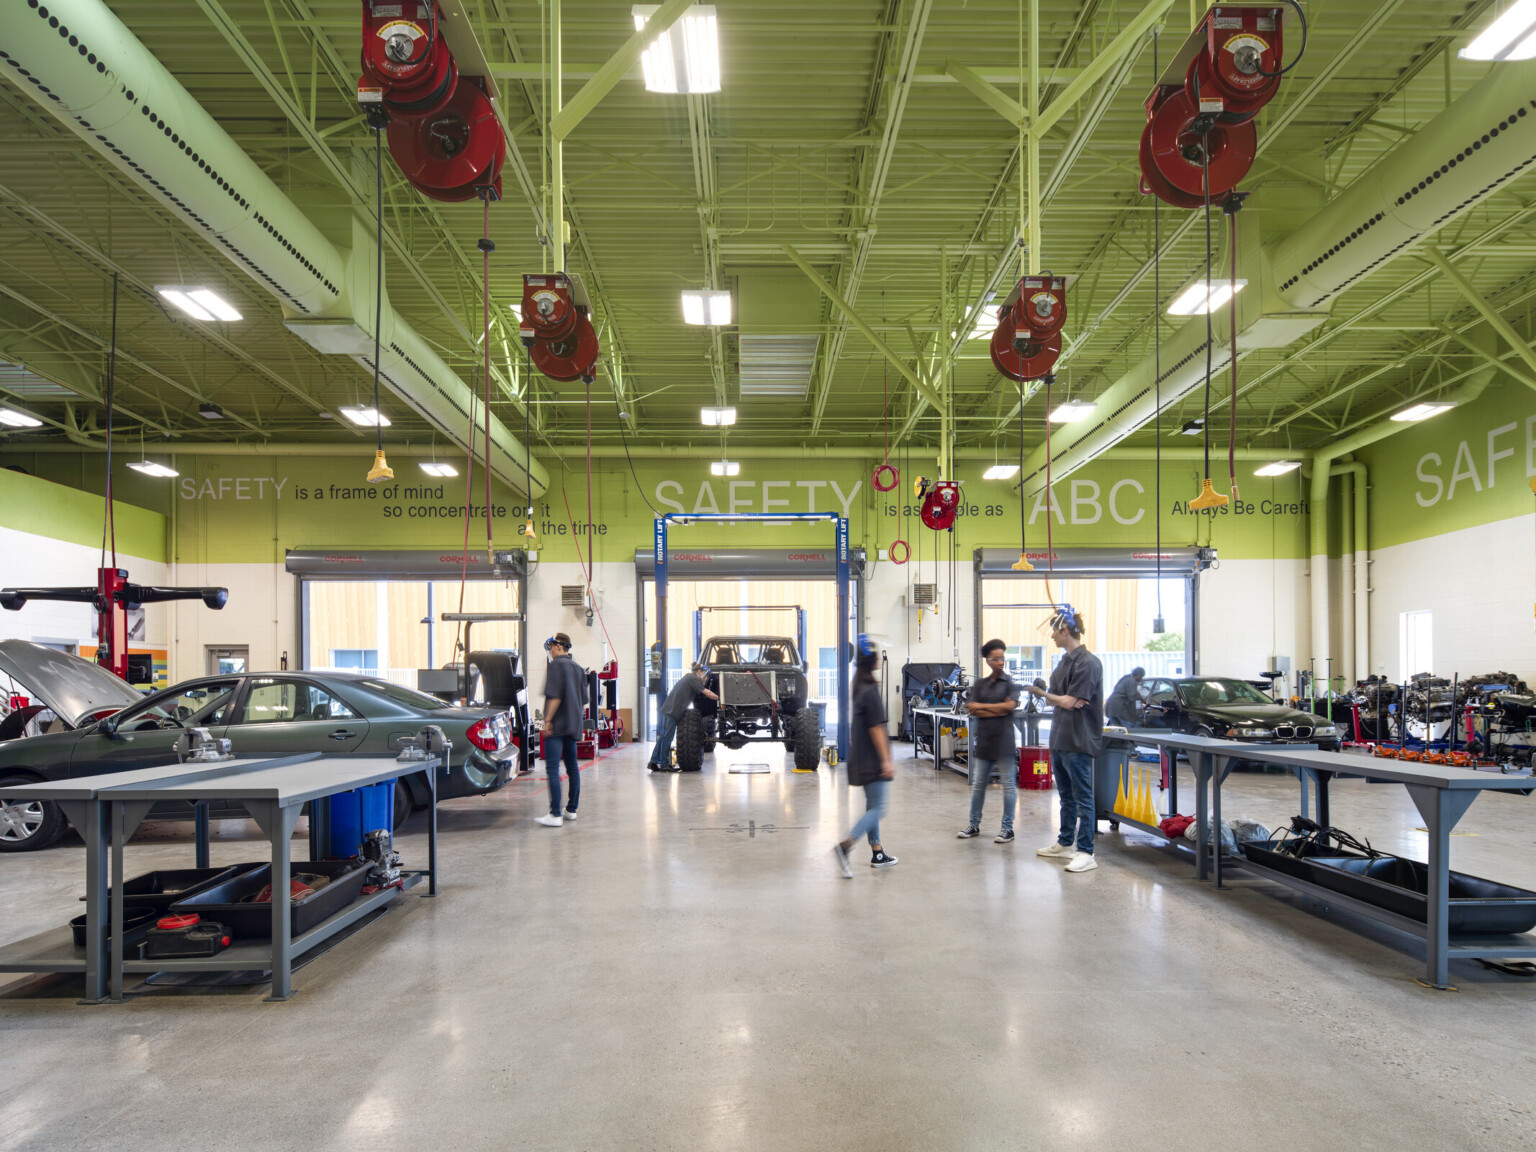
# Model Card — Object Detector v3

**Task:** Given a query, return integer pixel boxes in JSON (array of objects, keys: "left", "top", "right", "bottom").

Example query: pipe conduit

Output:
[{"left": 0, "top": 0, "right": 547, "bottom": 497}]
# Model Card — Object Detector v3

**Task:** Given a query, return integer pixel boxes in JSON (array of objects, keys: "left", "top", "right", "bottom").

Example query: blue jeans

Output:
[
  {"left": 847, "top": 778, "right": 890, "bottom": 847},
  {"left": 1053, "top": 750, "right": 1095, "bottom": 853},
  {"left": 649, "top": 713, "right": 678, "bottom": 767},
  {"left": 544, "top": 734, "right": 580, "bottom": 816},
  {"left": 968, "top": 756, "right": 1017, "bottom": 834}
]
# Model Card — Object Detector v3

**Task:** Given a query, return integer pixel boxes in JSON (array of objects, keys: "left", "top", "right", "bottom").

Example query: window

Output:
[
  {"left": 356, "top": 679, "right": 450, "bottom": 711},
  {"left": 1146, "top": 680, "right": 1178, "bottom": 708},
  {"left": 1176, "top": 679, "right": 1270, "bottom": 706},
  {"left": 239, "top": 679, "right": 359, "bottom": 725},
  {"left": 121, "top": 680, "right": 240, "bottom": 731},
  {"left": 330, "top": 649, "right": 378, "bottom": 672},
  {"left": 1400, "top": 611, "right": 1432, "bottom": 681}
]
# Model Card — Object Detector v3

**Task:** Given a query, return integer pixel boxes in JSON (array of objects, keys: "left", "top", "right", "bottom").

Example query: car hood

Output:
[
  {"left": 0, "top": 639, "right": 143, "bottom": 728},
  {"left": 1198, "top": 702, "right": 1332, "bottom": 728}
]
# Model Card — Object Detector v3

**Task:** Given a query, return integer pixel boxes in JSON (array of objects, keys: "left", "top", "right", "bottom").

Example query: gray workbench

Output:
[
  {"left": 911, "top": 705, "right": 1046, "bottom": 777},
  {"left": 0, "top": 751, "right": 440, "bottom": 1002},
  {"left": 1117, "top": 731, "right": 1536, "bottom": 987}
]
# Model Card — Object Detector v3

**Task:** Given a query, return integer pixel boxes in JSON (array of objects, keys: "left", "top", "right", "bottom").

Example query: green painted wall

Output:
[{"left": 0, "top": 466, "right": 166, "bottom": 562}]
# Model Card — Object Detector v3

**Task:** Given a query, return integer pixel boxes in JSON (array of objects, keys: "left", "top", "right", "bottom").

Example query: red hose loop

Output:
[
  {"left": 888, "top": 539, "right": 910, "bottom": 565},
  {"left": 872, "top": 463, "right": 899, "bottom": 492}
]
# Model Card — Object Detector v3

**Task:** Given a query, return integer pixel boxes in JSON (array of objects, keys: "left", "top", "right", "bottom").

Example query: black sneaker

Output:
[
  {"left": 995, "top": 830, "right": 1015, "bottom": 844},
  {"left": 870, "top": 850, "right": 899, "bottom": 868},
  {"left": 956, "top": 826, "right": 980, "bottom": 839},
  {"left": 833, "top": 843, "right": 853, "bottom": 878}
]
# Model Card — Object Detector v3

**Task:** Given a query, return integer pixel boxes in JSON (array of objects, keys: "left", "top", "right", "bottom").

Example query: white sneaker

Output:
[
  {"left": 1037, "top": 841, "right": 1075, "bottom": 859},
  {"left": 1065, "top": 851, "right": 1098, "bottom": 873},
  {"left": 535, "top": 814, "right": 564, "bottom": 827},
  {"left": 563, "top": 810, "right": 578, "bottom": 821}
]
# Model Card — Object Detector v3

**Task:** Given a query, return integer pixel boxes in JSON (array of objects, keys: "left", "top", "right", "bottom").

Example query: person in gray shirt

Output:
[
  {"left": 536, "top": 633, "right": 588, "bottom": 827},
  {"left": 648, "top": 662, "right": 718, "bottom": 772},
  {"left": 1106, "top": 667, "right": 1145, "bottom": 726},
  {"left": 1026, "top": 606, "right": 1104, "bottom": 873},
  {"left": 958, "top": 639, "right": 1022, "bottom": 843}
]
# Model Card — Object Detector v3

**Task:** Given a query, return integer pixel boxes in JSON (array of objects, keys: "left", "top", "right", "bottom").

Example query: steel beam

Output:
[
  {"left": 1437, "top": 323, "right": 1536, "bottom": 392},
  {"left": 549, "top": 0, "right": 696, "bottom": 140},
  {"left": 944, "top": 61, "right": 1027, "bottom": 127},
  {"left": 1425, "top": 247, "right": 1536, "bottom": 387},
  {"left": 1033, "top": 0, "right": 1174, "bottom": 137}
]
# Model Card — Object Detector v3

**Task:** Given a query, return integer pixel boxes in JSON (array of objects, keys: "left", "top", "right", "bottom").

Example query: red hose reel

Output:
[
  {"left": 520, "top": 273, "right": 601, "bottom": 384},
  {"left": 1138, "top": 6, "right": 1285, "bottom": 208},
  {"left": 990, "top": 274, "right": 1066, "bottom": 383},
  {"left": 359, "top": 2, "right": 506, "bottom": 202}
]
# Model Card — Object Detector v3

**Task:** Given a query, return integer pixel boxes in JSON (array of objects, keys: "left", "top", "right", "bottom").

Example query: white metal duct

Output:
[
  {"left": 1018, "top": 60, "right": 1536, "bottom": 499},
  {"left": 0, "top": 0, "right": 548, "bottom": 497}
]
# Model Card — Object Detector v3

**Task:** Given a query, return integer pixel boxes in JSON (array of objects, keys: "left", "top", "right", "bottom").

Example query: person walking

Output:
[
  {"left": 1027, "top": 605, "right": 1104, "bottom": 873},
  {"left": 958, "top": 639, "right": 1022, "bottom": 843},
  {"left": 647, "top": 661, "right": 718, "bottom": 771},
  {"left": 1106, "top": 666, "right": 1146, "bottom": 727},
  {"left": 536, "top": 633, "right": 587, "bottom": 828},
  {"left": 833, "top": 635, "right": 898, "bottom": 877}
]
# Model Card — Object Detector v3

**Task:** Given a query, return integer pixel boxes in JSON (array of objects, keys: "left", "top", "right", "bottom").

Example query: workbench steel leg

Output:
[
  {"left": 194, "top": 802, "right": 210, "bottom": 870},
  {"left": 109, "top": 802, "right": 125, "bottom": 1002},
  {"left": 256, "top": 802, "right": 303, "bottom": 1002},
  {"left": 1212, "top": 756, "right": 1226, "bottom": 889},
  {"left": 1166, "top": 748, "right": 1178, "bottom": 817},
  {"left": 427, "top": 762, "right": 439, "bottom": 897},
  {"left": 1405, "top": 785, "right": 1478, "bottom": 989},
  {"left": 1193, "top": 753, "right": 1210, "bottom": 881},
  {"left": 59, "top": 800, "right": 107, "bottom": 1004},
  {"left": 1297, "top": 768, "right": 1311, "bottom": 824},
  {"left": 1317, "top": 771, "right": 1332, "bottom": 828}
]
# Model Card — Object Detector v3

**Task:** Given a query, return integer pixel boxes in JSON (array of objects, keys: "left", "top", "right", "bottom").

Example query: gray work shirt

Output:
[
  {"left": 662, "top": 672, "right": 705, "bottom": 720},
  {"left": 542, "top": 654, "right": 588, "bottom": 738},
  {"left": 1048, "top": 645, "right": 1104, "bottom": 756},
  {"left": 967, "top": 672, "right": 1022, "bottom": 761},
  {"left": 1106, "top": 673, "right": 1144, "bottom": 724}
]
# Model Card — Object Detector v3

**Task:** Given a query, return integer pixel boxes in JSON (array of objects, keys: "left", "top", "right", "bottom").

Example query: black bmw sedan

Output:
[{"left": 1137, "top": 676, "right": 1343, "bottom": 751}]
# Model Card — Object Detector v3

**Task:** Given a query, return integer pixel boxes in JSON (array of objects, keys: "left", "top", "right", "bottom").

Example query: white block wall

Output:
[
  {"left": 0, "top": 524, "right": 168, "bottom": 652},
  {"left": 1197, "top": 558, "right": 1310, "bottom": 681},
  {"left": 167, "top": 562, "right": 297, "bottom": 680}
]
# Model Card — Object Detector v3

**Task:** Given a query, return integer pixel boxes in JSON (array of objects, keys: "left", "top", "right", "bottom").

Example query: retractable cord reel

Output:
[
  {"left": 914, "top": 475, "right": 962, "bottom": 532},
  {"left": 1139, "top": 7, "right": 1285, "bottom": 208},
  {"left": 520, "top": 273, "right": 601, "bottom": 384},
  {"left": 990, "top": 273, "right": 1067, "bottom": 382},
  {"left": 358, "top": 3, "right": 507, "bottom": 202}
]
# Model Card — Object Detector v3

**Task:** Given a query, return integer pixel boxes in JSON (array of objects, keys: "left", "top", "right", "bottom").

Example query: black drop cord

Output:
[{"left": 372, "top": 128, "right": 385, "bottom": 458}]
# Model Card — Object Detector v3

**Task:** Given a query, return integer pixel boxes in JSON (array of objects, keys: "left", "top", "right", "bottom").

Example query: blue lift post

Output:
[{"left": 655, "top": 513, "right": 851, "bottom": 763}]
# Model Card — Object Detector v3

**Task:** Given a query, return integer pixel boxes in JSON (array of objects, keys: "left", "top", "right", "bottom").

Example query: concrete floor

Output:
[{"left": 3, "top": 741, "right": 1535, "bottom": 1151}]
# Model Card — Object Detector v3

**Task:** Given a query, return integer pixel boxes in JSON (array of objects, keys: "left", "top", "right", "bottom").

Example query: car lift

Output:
[{"left": 653, "top": 513, "right": 851, "bottom": 763}]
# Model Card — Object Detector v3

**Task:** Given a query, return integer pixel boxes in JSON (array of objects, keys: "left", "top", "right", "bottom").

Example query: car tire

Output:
[
  {"left": 393, "top": 780, "right": 414, "bottom": 831},
  {"left": 0, "top": 773, "right": 66, "bottom": 853},
  {"left": 790, "top": 709, "right": 821, "bottom": 771},
  {"left": 676, "top": 710, "right": 705, "bottom": 772}
]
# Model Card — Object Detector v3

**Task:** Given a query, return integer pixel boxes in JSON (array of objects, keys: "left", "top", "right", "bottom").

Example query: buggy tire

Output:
[
  {"left": 791, "top": 709, "right": 822, "bottom": 772},
  {"left": 677, "top": 710, "right": 705, "bottom": 772},
  {"left": 0, "top": 773, "right": 67, "bottom": 852},
  {"left": 466, "top": 651, "right": 521, "bottom": 706}
]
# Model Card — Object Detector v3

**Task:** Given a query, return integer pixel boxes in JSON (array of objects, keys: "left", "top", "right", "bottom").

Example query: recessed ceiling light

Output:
[
  {"left": 198, "top": 402, "right": 224, "bottom": 420},
  {"left": 1461, "top": 0, "right": 1536, "bottom": 61},
  {"left": 127, "top": 460, "right": 179, "bottom": 478},
  {"left": 982, "top": 464, "right": 1019, "bottom": 480},
  {"left": 1253, "top": 461, "right": 1302, "bottom": 477},
  {"left": 420, "top": 461, "right": 458, "bottom": 478},
  {"left": 157, "top": 286, "right": 241, "bottom": 322},
  {"left": 633, "top": 4, "right": 720, "bottom": 94},
  {"left": 681, "top": 289, "right": 732, "bottom": 326},
  {"left": 710, "top": 459, "right": 740, "bottom": 476},
  {"left": 1391, "top": 401, "right": 1456, "bottom": 422},
  {"left": 340, "top": 405, "right": 391, "bottom": 427},
  {"left": 1048, "top": 400, "right": 1095, "bottom": 423},
  {"left": 1167, "top": 279, "right": 1247, "bottom": 315},
  {"left": 0, "top": 406, "right": 44, "bottom": 428},
  {"left": 701, "top": 406, "right": 736, "bottom": 426}
]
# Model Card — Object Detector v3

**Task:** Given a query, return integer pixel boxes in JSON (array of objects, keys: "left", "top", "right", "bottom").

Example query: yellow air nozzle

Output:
[
  {"left": 1011, "top": 553, "right": 1034, "bottom": 571},
  {"left": 367, "top": 450, "right": 394, "bottom": 483},
  {"left": 1189, "top": 477, "right": 1229, "bottom": 510},
  {"left": 1114, "top": 765, "right": 1129, "bottom": 818}
]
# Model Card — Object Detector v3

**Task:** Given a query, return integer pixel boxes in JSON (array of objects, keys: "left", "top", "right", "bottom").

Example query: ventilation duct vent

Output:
[
  {"left": 561, "top": 585, "right": 586, "bottom": 608},
  {"left": 912, "top": 583, "right": 938, "bottom": 607},
  {"left": 739, "top": 334, "right": 819, "bottom": 396}
]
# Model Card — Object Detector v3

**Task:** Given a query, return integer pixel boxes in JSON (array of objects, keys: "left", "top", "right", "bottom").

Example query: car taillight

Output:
[{"left": 467, "top": 719, "right": 499, "bottom": 752}]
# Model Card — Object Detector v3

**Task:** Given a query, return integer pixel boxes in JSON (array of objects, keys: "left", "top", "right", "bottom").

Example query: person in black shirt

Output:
[
  {"left": 647, "top": 662, "right": 718, "bottom": 771},
  {"left": 958, "top": 638, "right": 1022, "bottom": 843},
  {"left": 536, "top": 634, "right": 588, "bottom": 828},
  {"left": 1026, "top": 605, "right": 1104, "bottom": 873},
  {"left": 1106, "top": 666, "right": 1145, "bottom": 726},
  {"left": 832, "top": 635, "right": 897, "bottom": 877}
]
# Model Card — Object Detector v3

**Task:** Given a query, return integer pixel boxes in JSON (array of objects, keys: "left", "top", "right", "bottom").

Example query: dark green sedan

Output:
[{"left": 0, "top": 652, "right": 524, "bottom": 851}]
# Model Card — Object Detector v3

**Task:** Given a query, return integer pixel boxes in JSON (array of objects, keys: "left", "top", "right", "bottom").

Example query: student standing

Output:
[
  {"left": 833, "top": 636, "right": 898, "bottom": 877},
  {"left": 536, "top": 633, "right": 587, "bottom": 828},
  {"left": 958, "top": 638, "right": 1022, "bottom": 843},
  {"left": 1026, "top": 606, "right": 1104, "bottom": 873},
  {"left": 647, "top": 661, "right": 719, "bottom": 771}
]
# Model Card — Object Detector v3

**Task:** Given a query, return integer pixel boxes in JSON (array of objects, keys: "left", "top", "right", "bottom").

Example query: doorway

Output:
[{"left": 205, "top": 646, "right": 248, "bottom": 675}]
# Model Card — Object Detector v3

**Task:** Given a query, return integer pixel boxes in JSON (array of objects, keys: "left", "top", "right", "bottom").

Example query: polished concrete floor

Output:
[{"left": 3, "top": 740, "right": 1536, "bottom": 1151}]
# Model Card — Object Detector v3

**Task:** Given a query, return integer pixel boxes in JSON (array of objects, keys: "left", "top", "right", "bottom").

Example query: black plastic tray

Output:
[
  {"left": 1240, "top": 839, "right": 1368, "bottom": 883},
  {"left": 79, "top": 865, "right": 258, "bottom": 913},
  {"left": 70, "top": 906, "right": 159, "bottom": 949},
  {"left": 168, "top": 860, "right": 370, "bottom": 939},
  {"left": 1308, "top": 855, "right": 1536, "bottom": 935}
]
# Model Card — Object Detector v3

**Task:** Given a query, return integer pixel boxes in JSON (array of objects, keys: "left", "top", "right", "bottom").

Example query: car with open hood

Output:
[
  {"left": 0, "top": 639, "right": 145, "bottom": 742},
  {"left": 1139, "top": 675, "right": 1343, "bottom": 752}
]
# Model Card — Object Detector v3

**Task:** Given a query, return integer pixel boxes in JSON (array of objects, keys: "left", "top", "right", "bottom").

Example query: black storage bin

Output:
[
  {"left": 1240, "top": 839, "right": 1368, "bottom": 884},
  {"left": 168, "top": 860, "right": 370, "bottom": 939},
  {"left": 1307, "top": 855, "right": 1536, "bottom": 935},
  {"left": 81, "top": 865, "right": 258, "bottom": 914},
  {"left": 69, "top": 906, "right": 159, "bottom": 950}
]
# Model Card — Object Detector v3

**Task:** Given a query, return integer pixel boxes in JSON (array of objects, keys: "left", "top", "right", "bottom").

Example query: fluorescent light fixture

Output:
[
  {"left": 1177, "top": 418, "right": 1205, "bottom": 436},
  {"left": 681, "top": 289, "right": 732, "bottom": 326},
  {"left": 340, "top": 405, "right": 391, "bottom": 427},
  {"left": 700, "top": 406, "right": 736, "bottom": 426},
  {"left": 633, "top": 5, "right": 720, "bottom": 94},
  {"left": 1461, "top": 0, "right": 1536, "bottom": 60},
  {"left": 710, "top": 459, "right": 740, "bottom": 477},
  {"left": 1167, "top": 278, "right": 1247, "bottom": 315},
  {"left": 420, "top": 461, "right": 458, "bottom": 478},
  {"left": 0, "top": 406, "right": 44, "bottom": 428},
  {"left": 198, "top": 402, "right": 224, "bottom": 420},
  {"left": 157, "top": 286, "right": 241, "bottom": 322},
  {"left": 127, "top": 460, "right": 179, "bottom": 478},
  {"left": 982, "top": 464, "right": 1019, "bottom": 480},
  {"left": 1253, "top": 460, "right": 1302, "bottom": 477},
  {"left": 1391, "top": 401, "right": 1456, "bottom": 422},
  {"left": 1048, "top": 400, "right": 1095, "bottom": 423}
]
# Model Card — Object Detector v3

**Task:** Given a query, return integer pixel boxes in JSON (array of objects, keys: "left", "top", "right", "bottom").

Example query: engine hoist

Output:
[{"left": 990, "top": 273, "right": 1067, "bottom": 383}]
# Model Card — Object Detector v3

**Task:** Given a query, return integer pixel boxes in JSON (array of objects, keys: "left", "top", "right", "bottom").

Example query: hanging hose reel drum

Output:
[
  {"left": 990, "top": 273, "right": 1066, "bottom": 382},
  {"left": 386, "top": 77, "right": 505, "bottom": 202},
  {"left": 520, "top": 272, "right": 601, "bottom": 384},
  {"left": 920, "top": 480, "right": 962, "bottom": 532},
  {"left": 360, "top": 1, "right": 458, "bottom": 117}
]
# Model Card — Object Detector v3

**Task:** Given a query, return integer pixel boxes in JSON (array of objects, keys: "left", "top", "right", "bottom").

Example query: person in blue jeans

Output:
[
  {"left": 1026, "top": 605, "right": 1104, "bottom": 873},
  {"left": 536, "top": 633, "right": 588, "bottom": 828},
  {"left": 833, "top": 636, "right": 897, "bottom": 876},
  {"left": 958, "top": 638, "right": 1022, "bottom": 843},
  {"left": 647, "top": 662, "right": 718, "bottom": 771}
]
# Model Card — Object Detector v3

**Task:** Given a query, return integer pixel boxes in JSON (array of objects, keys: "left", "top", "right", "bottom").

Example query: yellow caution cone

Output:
[
  {"left": 1144, "top": 765, "right": 1161, "bottom": 825},
  {"left": 1114, "top": 764, "right": 1129, "bottom": 817},
  {"left": 1133, "top": 765, "right": 1150, "bottom": 825},
  {"left": 1189, "top": 477, "right": 1229, "bottom": 510}
]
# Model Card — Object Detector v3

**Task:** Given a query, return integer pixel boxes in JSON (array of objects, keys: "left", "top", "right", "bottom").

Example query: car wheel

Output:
[
  {"left": 0, "top": 774, "right": 66, "bottom": 852},
  {"left": 790, "top": 709, "right": 821, "bottom": 771},
  {"left": 676, "top": 711, "right": 705, "bottom": 772},
  {"left": 393, "top": 780, "right": 414, "bottom": 831}
]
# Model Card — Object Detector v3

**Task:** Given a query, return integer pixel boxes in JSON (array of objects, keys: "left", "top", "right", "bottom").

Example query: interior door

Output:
[
  {"left": 227, "top": 677, "right": 369, "bottom": 758},
  {"left": 68, "top": 679, "right": 241, "bottom": 775}
]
